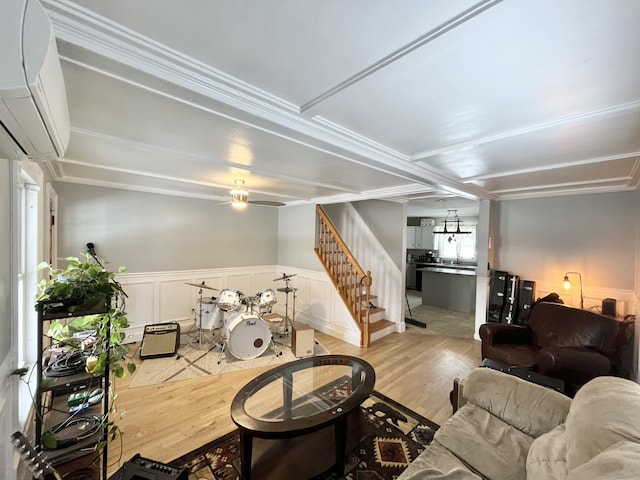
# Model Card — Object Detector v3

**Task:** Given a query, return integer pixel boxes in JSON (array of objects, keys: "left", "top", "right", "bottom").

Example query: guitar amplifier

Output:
[
  {"left": 140, "top": 323, "right": 180, "bottom": 359},
  {"left": 108, "top": 454, "right": 187, "bottom": 480}
]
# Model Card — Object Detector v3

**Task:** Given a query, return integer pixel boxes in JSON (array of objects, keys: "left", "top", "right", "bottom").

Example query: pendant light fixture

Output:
[{"left": 433, "top": 209, "right": 472, "bottom": 243}]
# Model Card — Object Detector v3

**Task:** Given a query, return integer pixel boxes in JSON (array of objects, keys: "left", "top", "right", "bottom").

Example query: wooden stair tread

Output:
[
  {"left": 360, "top": 306, "right": 385, "bottom": 317},
  {"left": 369, "top": 319, "right": 395, "bottom": 334}
]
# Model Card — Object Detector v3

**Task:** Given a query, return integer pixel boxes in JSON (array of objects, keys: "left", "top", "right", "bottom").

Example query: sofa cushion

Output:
[
  {"left": 397, "top": 441, "right": 483, "bottom": 479},
  {"left": 567, "top": 441, "right": 640, "bottom": 480},
  {"left": 434, "top": 403, "right": 533, "bottom": 480},
  {"left": 526, "top": 424, "right": 568, "bottom": 480},
  {"left": 465, "top": 368, "right": 571, "bottom": 438},
  {"left": 528, "top": 302, "right": 618, "bottom": 351},
  {"left": 536, "top": 346, "right": 611, "bottom": 390},
  {"left": 565, "top": 376, "right": 640, "bottom": 470}
]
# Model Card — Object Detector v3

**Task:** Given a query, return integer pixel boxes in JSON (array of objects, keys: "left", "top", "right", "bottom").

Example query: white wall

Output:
[
  {"left": 55, "top": 183, "right": 279, "bottom": 272},
  {"left": 494, "top": 192, "right": 637, "bottom": 294},
  {"left": 352, "top": 199, "right": 405, "bottom": 269},
  {"left": 276, "top": 204, "right": 322, "bottom": 271}
]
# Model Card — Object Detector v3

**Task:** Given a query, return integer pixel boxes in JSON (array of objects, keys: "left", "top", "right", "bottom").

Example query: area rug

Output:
[
  {"left": 169, "top": 390, "right": 439, "bottom": 479},
  {"left": 130, "top": 332, "right": 330, "bottom": 388}
]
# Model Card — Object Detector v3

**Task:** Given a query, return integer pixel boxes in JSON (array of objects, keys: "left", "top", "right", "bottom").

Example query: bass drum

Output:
[{"left": 224, "top": 312, "right": 271, "bottom": 360}]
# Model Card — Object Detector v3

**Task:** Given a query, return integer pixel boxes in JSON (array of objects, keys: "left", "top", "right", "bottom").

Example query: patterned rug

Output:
[
  {"left": 169, "top": 390, "right": 438, "bottom": 479},
  {"left": 130, "top": 331, "right": 330, "bottom": 388}
]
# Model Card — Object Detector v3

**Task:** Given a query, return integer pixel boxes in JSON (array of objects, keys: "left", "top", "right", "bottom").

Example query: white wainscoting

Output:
[
  {"left": 117, "top": 265, "right": 367, "bottom": 347},
  {"left": 534, "top": 281, "right": 637, "bottom": 317}
]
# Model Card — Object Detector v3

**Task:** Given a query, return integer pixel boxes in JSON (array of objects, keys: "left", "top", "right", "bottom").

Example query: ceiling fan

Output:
[{"left": 226, "top": 179, "right": 285, "bottom": 208}]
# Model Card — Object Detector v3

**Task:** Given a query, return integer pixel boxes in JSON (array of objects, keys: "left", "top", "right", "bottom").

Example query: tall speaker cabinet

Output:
[
  {"left": 35, "top": 300, "right": 111, "bottom": 480},
  {"left": 487, "top": 270, "right": 508, "bottom": 322}
]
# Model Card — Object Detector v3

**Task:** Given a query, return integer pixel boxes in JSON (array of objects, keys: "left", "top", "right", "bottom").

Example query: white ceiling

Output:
[{"left": 41, "top": 0, "right": 640, "bottom": 214}]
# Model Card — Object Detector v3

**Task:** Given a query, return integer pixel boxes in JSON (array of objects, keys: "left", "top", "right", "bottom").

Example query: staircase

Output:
[{"left": 314, "top": 204, "right": 395, "bottom": 347}]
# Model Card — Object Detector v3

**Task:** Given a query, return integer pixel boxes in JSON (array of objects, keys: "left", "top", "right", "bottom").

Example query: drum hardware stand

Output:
[
  {"left": 276, "top": 279, "right": 297, "bottom": 337},
  {"left": 216, "top": 332, "right": 227, "bottom": 364},
  {"left": 185, "top": 281, "right": 219, "bottom": 349},
  {"left": 269, "top": 334, "right": 284, "bottom": 358}
]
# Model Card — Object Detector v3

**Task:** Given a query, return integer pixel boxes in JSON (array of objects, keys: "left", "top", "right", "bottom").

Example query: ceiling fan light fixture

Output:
[
  {"left": 230, "top": 178, "right": 248, "bottom": 208},
  {"left": 230, "top": 187, "right": 248, "bottom": 208}
]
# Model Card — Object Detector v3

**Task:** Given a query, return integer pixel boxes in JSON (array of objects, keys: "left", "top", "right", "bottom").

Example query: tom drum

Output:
[
  {"left": 224, "top": 312, "right": 271, "bottom": 360},
  {"left": 218, "top": 289, "right": 242, "bottom": 311},
  {"left": 194, "top": 299, "right": 223, "bottom": 329},
  {"left": 258, "top": 289, "right": 277, "bottom": 308}
]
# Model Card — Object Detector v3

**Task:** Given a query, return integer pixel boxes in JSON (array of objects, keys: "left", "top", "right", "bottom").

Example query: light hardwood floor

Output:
[{"left": 106, "top": 327, "right": 481, "bottom": 475}]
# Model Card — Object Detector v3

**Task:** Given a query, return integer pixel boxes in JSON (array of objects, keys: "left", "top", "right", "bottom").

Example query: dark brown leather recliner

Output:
[{"left": 479, "top": 302, "right": 630, "bottom": 396}]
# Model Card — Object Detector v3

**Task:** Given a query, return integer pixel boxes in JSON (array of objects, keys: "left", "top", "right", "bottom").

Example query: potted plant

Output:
[
  {"left": 35, "top": 254, "right": 136, "bottom": 456},
  {"left": 36, "top": 253, "right": 136, "bottom": 378}
]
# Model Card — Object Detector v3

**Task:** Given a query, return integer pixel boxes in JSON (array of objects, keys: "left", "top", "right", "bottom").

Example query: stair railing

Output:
[{"left": 315, "top": 204, "right": 373, "bottom": 346}]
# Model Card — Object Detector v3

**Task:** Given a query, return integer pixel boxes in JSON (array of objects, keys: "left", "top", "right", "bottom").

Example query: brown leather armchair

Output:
[{"left": 479, "top": 302, "right": 629, "bottom": 396}]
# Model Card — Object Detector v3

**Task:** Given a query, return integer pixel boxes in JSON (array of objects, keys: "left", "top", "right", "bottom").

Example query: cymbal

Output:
[
  {"left": 277, "top": 287, "right": 297, "bottom": 293},
  {"left": 274, "top": 273, "right": 297, "bottom": 282},
  {"left": 185, "top": 282, "right": 219, "bottom": 291}
]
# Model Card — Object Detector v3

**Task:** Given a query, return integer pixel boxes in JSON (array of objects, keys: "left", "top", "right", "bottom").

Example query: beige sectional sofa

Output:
[{"left": 397, "top": 367, "right": 640, "bottom": 480}]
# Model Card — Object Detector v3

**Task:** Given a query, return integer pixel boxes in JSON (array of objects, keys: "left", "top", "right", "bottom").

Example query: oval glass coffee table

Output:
[{"left": 231, "top": 354, "right": 375, "bottom": 479}]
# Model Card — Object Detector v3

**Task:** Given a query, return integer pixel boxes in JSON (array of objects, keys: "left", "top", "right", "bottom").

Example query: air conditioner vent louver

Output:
[{"left": 0, "top": 0, "right": 70, "bottom": 161}]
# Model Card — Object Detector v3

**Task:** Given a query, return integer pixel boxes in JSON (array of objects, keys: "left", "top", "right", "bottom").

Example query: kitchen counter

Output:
[
  {"left": 417, "top": 265, "right": 476, "bottom": 276},
  {"left": 418, "top": 266, "right": 476, "bottom": 313}
]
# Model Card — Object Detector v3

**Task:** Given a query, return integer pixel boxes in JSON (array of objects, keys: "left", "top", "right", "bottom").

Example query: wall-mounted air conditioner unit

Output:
[{"left": 0, "top": 0, "right": 70, "bottom": 161}]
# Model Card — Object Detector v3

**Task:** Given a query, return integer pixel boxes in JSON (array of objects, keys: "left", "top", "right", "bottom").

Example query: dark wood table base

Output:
[{"left": 239, "top": 408, "right": 365, "bottom": 480}]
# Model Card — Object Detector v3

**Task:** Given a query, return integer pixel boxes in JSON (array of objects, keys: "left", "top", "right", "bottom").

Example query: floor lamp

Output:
[{"left": 563, "top": 271, "right": 584, "bottom": 309}]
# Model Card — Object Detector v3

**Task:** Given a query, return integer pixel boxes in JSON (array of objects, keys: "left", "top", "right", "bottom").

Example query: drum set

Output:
[{"left": 185, "top": 274, "right": 298, "bottom": 362}]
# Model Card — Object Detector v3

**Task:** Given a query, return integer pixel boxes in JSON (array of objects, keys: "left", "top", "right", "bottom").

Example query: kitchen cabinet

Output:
[
  {"left": 419, "top": 226, "right": 434, "bottom": 249},
  {"left": 407, "top": 226, "right": 422, "bottom": 248},
  {"left": 407, "top": 226, "right": 435, "bottom": 249}
]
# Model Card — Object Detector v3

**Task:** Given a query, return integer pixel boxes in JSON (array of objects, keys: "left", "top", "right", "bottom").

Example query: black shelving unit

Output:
[{"left": 35, "top": 300, "right": 111, "bottom": 480}]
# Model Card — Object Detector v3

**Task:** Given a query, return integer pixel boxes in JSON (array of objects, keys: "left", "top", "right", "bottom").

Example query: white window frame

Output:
[
  {"left": 433, "top": 224, "right": 477, "bottom": 261},
  {"left": 15, "top": 163, "right": 44, "bottom": 427}
]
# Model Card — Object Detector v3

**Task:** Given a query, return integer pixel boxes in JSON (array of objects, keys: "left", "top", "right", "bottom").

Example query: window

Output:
[
  {"left": 433, "top": 224, "right": 477, "bottom": 261},
  {"left": 15, "top": 162, "right": 52, "bottom": 424}
]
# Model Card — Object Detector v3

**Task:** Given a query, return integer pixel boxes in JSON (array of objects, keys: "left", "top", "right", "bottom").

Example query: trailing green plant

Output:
[
  {"left": 36, "top": 253, "right": 126, "bottom": 313},
  {"left": 36, "top": 254, "right": 136, "bottom": 379}
]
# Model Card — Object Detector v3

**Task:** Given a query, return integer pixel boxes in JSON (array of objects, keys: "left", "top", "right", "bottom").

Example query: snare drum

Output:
[
  {"left": 194, "top": 299, "right": 223, "bottom": 329},
  {"left": 224, "top": 312, "right": 271, "bottom": 360},
  {"left": 218, "top": 289, "right": 241, "bottom": 311},
  {"left": 258, "top": 289, "right": 277, "bottom": 308}
]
